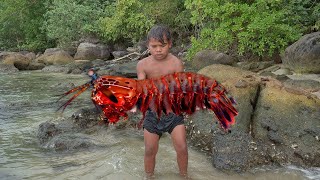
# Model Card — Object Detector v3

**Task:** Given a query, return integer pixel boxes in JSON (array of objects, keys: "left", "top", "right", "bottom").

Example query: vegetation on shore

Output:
[{"left": 0, "top": 0, "right": 319, "bottom": 60}]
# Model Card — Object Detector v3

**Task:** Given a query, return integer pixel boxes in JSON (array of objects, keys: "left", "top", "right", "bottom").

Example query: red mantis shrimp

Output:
[{"left": 58, "top": 70, "right": 238, "bottom": 130}]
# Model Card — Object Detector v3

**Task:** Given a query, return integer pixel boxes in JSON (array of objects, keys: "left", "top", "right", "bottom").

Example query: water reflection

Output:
[{"left": 0, "top": 71, "right": 318, "bottom": 179}]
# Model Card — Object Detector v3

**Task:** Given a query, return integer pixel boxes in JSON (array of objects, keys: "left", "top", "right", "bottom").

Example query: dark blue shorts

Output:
[{"left": 143, "top": 110, "right": 184, "bottom": 137}]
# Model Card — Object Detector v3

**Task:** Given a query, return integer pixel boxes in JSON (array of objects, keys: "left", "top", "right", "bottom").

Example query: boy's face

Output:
[{"left": 148, "top": 36, "right": 172, "bottom": 61}]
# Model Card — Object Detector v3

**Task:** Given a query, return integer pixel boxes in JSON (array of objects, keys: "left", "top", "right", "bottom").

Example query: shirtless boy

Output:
[{"left": 136, "top": 25, "right": 188, "bottom": 177}]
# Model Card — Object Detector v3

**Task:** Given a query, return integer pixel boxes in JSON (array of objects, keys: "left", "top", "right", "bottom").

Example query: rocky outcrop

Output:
[
  {"left": 184, "top": 64, "right": 320, "bottom": 171},
  {"left": 37, "top": 107, "right": 140, "bottom": 151},
  {"left": 74, "top": 42, "right": 110, "bottom": 60},
  {"left": 282, "top": 32, "right": 320, "bottom": 73},
  {"left": 0, "top": 52, "right": 31, "bottom": 70},
  {"left": 253, "top": 79, "right": 320, "bottom": 167},
  {"left": 237, "top": 61, "right": 275, "bottom": 72},
  {"left": 37, "top": 107, "right": 102, "bottom": 151},
  {"left": 0, "top": 64, "right": 19, "bottom": 73},
  {"left": 35, "top": 48, "right": 74, "bottom": 66},
  {"left": 191, "top": 50, "right": 236, "bottom": 71},
  {"left": 109, "top": 61, "right": 138, "bottom": 78}
]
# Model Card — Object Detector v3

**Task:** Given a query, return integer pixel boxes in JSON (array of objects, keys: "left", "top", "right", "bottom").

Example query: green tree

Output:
[
  {"left": 143, "top": 0, "right": 192, "bottom": 42},
  {"left": 0, "top": 0, "right": 51, "bottom": 51},
  {"left": 285, "top": 0, "right": 320, "bottom": 32},
  {"left": 98, "top": 0, "right": 192, "bottom": 45},
  {"left": 43, "top": 0, "right": 107, "bottom": 48},
  {"left": 98, "top": 0, "right": 154, "bottom": 44},
  {"left": 184, "top": 0, "right": 313, "bottom": 60}
]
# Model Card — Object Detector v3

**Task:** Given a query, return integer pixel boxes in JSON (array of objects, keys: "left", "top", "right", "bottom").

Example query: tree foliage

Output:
[
  {"left": 142, "top": 0, "right": 192, "bottom": 42},
  {"left": 43, "top": 0, "right": 107, "bottom": 48},
  {"left": 98, "top": 0, "right": 192, "bottom": 44},
  {"left": 0, "top": 0, "right": 318, "bottom": 60},
  {"left": 0, "top": 0, "right": 52, "bottom": 51},
  {"left": 184, "top": 0, "right": 317, "bottom": 59},
  {"left": 98, "top": 0, "right": 154, "bottom": 44}
]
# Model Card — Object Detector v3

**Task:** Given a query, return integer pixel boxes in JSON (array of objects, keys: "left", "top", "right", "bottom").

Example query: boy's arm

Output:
[{"left": 136, "top": 61, "right": 147, "bottom": 80}]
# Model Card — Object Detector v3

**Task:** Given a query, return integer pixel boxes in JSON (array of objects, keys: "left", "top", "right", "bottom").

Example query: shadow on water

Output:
[{"left": 0, "top": 71, "right": 319, "bottom": 179}]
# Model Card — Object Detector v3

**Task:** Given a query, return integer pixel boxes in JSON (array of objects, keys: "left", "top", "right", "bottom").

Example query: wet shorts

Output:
[{"left": 143, "top": 110, "right": 184, "bottom": 137}]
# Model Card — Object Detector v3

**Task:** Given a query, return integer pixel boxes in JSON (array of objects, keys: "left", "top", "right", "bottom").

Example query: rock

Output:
[
  {"left": 212, "top": 131, "right": 253, "bottom": 172},
  {"left": 258, "top": 65, "right": 295, "bottom": 82},
  {"left": 0, "top": 51, "right": 15, "bottom": 62},
  {"left": 1, "top": 53, "right": 31, "bottom": 70},
  {"left": 109, "top": 61, "right": 138, "bottom": 78},
  {"left": 188, "top": 64, "right": 320, "bottom": 171},
  {"left": 112, "top": 51, "right": 129, "bottom": 59},
  {"left": 43, "top": 134, "right": 98, "bottom": 151},
  {"left": 282, "top": 32, "right": 320, "bottom": 73},
  {"left": 65, "top": 61, "right": 93, "bottom": 74},
  {"left": 237, "top": 61, "right": 275, "bottom": 72},
  {"left": 267, "top": 131, "right": 283, "bottom": 144},
  {"left": 40, "top": 60, "right": 93, "bottom": 74},
  {"left": 198, "top": 64, "right": 255, "bottom": 82},
  {"left": 273, "top": 68, "right": 293, "bottom": 76},
  {"left": 90, "top": 59, "right": 106, "bottom": 67},
  {"left": 198, "top": 65, "right": 259, "bottom": 132},
  {"left": 27, "top": 61, "right": 45, "bottom": 70},
  {"left": 0, "top": 64, "right": 19, "bottom": 73},
  {"left": 71, "top": 108, "right": 100, "bottom": 128},
  {"left": 74, "top": 42, "right": 110, "bottom": 60},
  {"left": 283, "top": 79, "right": 320, "bottom": 93},
  {"left": 192, "top": 50, "right": 236, "bottom": 71},
  {"left": 185, "top": 65, "right": 260, "bottom": 171},
  {"left": 37, "top": 111, "right": 102, "bottom": 151},
  {"left": 35, "top": 48, "right": 74, "bottom": 65},
  {"left": 253, "top": 79, "right": 320, "bottom": 167},
  {"left": 37, "top": 106, "right": 139, "bottom": 151},
  {"left": 24, "top": 52, "right": 36, "bottom": 60},
  {"left": 37, "top": 122, "right": 61, "bottom": 145}
]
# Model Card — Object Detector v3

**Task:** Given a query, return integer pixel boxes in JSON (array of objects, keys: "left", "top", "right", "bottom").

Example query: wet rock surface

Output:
[{"left": 185, "top": 64, "right": 320, "bottom": 171}]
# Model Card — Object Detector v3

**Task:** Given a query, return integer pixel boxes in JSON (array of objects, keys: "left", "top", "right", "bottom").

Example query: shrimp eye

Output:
[
  {"left": 102, "top": 89, "right": 118, "bottom": 103},
  {"left": 108, "top": 94, "right": 118, "bottom": 103}
]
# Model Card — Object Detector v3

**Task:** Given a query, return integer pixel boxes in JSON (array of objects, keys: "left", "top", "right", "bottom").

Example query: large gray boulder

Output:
[
  {"left": 74, "top": 42, "right": 110, "bottom": 60},
  {"left": 191, "top": 50, "right": 236, "bottom": 71},
  {"left": 282, "top": 32, "right": 320, "bottom": 73}
]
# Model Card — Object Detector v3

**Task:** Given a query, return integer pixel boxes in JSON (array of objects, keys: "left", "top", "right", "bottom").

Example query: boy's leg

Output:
[
  {"left": 171, "top": 124, "right": 188, "bottom": 176},
  {"left": 144, "top": 129, "right": 160, "bottom": 176}
]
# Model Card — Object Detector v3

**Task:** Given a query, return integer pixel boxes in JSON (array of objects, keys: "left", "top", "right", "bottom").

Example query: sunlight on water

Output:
[{"left": 0, "top": 71, "right": 318, "bottom": 180}]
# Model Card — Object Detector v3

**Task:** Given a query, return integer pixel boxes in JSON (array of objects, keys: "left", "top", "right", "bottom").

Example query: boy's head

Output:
[{"left": 147, "top": 25, "right": 172, "bottom": 44}]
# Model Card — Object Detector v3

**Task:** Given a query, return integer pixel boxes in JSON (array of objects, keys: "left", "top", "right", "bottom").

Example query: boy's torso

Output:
[{"left": 143, "top": 54, "right": 181, "bottom": 78}]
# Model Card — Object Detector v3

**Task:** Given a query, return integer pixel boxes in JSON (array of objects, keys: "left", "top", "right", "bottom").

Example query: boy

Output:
[{"left": 136, "top": 25, "right": 188, "bottom": 177}]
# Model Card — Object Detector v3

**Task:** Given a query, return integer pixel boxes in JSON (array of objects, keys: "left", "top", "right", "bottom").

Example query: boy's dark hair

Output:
[{"left": 147, "top": 25, "right": 171, "bottom": 44}]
